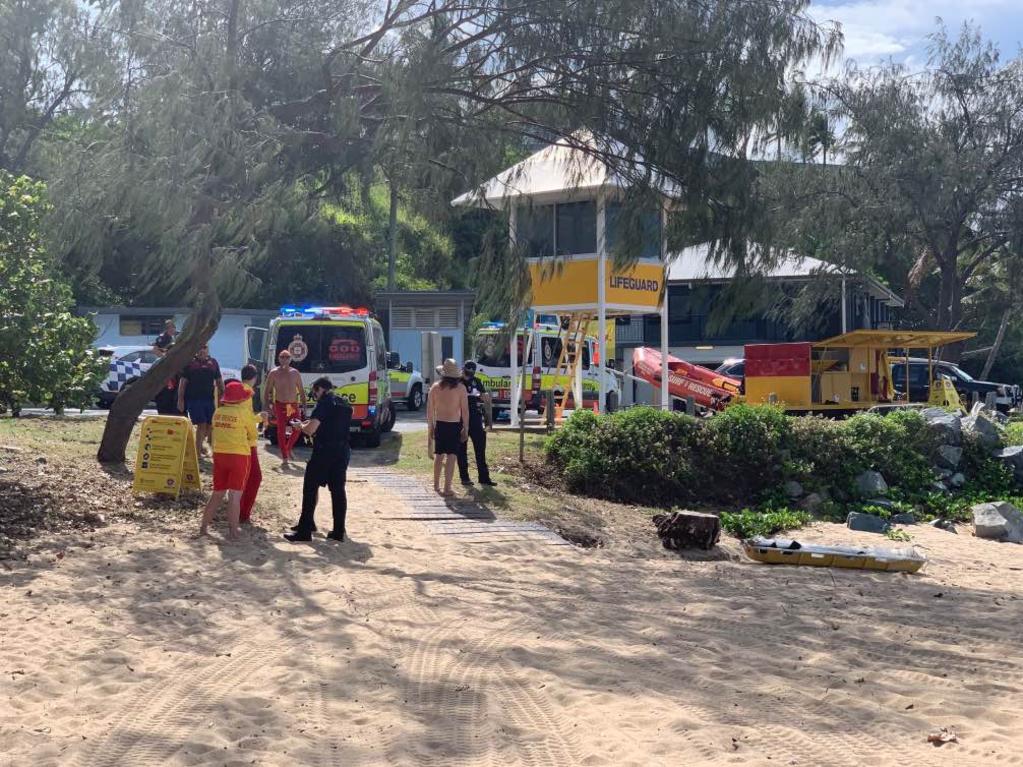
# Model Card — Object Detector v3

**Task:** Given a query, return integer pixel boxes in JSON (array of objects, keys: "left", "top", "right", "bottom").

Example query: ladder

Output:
[{"left": 553, "top": 312, "right": 593, "bottom": 421}]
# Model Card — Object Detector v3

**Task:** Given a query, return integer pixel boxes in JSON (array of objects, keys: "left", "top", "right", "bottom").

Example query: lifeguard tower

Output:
[{"left": 453, "top": 132, "right": 674, "bottom": 423}]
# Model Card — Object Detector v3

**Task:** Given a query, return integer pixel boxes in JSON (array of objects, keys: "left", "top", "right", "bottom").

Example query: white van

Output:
[{"left": 472, "top": 322, "right": 620, "bottom": 419}]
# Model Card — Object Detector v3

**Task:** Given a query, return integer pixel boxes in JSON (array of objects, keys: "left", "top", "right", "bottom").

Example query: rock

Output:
[
  {"left": 652, "top": 511, "right": 720, "bottom": 550},
  {"left": 930, "top": 519, "right": 958, "bottom": 533},
  {"left": 994, "top": 445, "right": 1023, "bottom": 485},
  {"left": 935, "top": 468, "right": 953, "bottom": 480},
  {"left": 920, "top": 408, "right": 962, "bottom": 445},
  {"left": 935, "top": 445, "right": 963, "bottom": 470},
  {"left": 892, "top": 512, "right": 917, "bottom": 525},
  {"left": 855, "top": 470, "right": 888, "bottom": 497},
  {"left": 799, "top": 493, "right": 824, "bottom": 513},
  {"left": 783, "top": 480, "right": 804, "bottom": 499},
  {"left": 971, "top": 501, "right": 1023, "bottom": 543},
  {"left": 962, "top": 413, "right": 1003, "bottom": 451},
  {"left": 35, "top": 456, "right": 47, "bottom": 465},
  {"left": 972, "top": 401, "right": 1009, "bottom": 425},
  {"left": 950, "top": 472, "right": 966, "bottom": 488},
  {"left": 931, "top": 481, "right": 949, "bottom": 493},
  {"left": 847, "top": 511, "right": 890, "bottom": 534}
]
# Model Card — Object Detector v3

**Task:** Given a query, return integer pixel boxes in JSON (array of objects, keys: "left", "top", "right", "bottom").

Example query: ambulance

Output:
[
  {"left": 247, "top": 306, "right": 395, "bottom": 447},
  {"left": 472, "top": 321, "right": 621, "bottom": 419}
]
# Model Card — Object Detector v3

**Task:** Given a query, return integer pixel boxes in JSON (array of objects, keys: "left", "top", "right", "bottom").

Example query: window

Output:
[
  {"left": 556, "top": 201, "right": 597, "bottom": 255},
  {"left": 606, "top": 202, "right": 661, "bottom": 259},
  {"left": 437, "top": 307, "right": 459, "bottom": 328},
  {"left": 415, "top": 308, "right": 437, "bottom": 329},
  {"left": 274, "top": 324, "right": 367, "bottom": 374},
  {"left": 441, "top": 335, "right": 454, "bottom": 360},
  {"left": 119, "top": 315, "right": 171, "bottom": 336},
  {"left": 516, "top": 204, "right": 555, "bottom": 258},
  {"left": 392, "top": 308, "right": 414, "bottom": 329},
  {"left": 475, "top": 332, "right": 525, "bottom": 368},
  {"left": 119, "top": 351, "right": 144, "bottom": 363},
  {"left": 582, "top": 341, "right": 591, "bottom": 370},
  {"left": 373, "top": 324, "right": 387, "bottom": 369},
  {"left": 540, "top": 336, "right": 563, "bottom": 369}
]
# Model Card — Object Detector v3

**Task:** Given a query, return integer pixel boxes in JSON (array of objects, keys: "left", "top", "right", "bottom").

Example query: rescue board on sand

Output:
[{"left": 743, "top": 537, "right": 926, "bottom": 573}]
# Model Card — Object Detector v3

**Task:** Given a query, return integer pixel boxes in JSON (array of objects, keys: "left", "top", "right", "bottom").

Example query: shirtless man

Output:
[
  {"left": 426, "top": 359, "right": 469, "bottom": 496},
  {"left": 264, "top": 350, "right": 307, "bottom": 466}
]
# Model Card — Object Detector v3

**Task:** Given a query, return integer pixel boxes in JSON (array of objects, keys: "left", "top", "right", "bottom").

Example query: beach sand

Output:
[{"left": 3, "top": 457, "right": 1023, "bottom": 766}]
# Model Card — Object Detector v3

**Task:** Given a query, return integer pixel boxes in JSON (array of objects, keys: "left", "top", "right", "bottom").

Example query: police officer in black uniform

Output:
[
  {"left": 458, "top": 361, "right": 497, "bottom": 486},
  {"left": 285, "top": 377, "right": 353, "bottom": 542}
]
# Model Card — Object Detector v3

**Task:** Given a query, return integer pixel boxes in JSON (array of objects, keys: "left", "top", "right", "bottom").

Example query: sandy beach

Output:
[{"left": 3, "top": 447, "right": 1023, "bottom": 766}]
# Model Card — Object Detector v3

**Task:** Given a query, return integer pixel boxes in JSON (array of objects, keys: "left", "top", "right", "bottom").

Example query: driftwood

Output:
[{"left": 652, "top": 511, "right": 720, "bottom": 550}]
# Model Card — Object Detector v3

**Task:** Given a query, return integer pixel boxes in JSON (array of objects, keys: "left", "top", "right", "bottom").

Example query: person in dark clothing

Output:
[
  {"left": 285, "top": 377, "right": 352, "bottom": 543},
  {"left": 177, "top": 344, "right": 224, "bottom": 457},
  {"left": 154, "top": 374, "right": 180, "bottom": 415},
  {"left": 152, "top": 319, "right": 177, "bottom": 355},
  {"left": 457, "top": 360, "right": 496, "bottom": 486}
]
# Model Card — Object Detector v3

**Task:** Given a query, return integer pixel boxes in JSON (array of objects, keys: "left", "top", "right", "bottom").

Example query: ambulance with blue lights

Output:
[
  {"left": 472, "top": 320, "right": 620, "bottom": 418},
  {"left": 248, "top": 306, "right": 395, "bottom": 447}
]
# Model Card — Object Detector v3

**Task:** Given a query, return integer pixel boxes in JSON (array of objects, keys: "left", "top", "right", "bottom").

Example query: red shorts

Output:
[{"left": 213, "top": 453, "right": 250, "bottom": 492}]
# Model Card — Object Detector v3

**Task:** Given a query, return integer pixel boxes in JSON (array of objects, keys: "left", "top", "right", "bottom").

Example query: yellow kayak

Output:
[{"left": 743, "top": 537, "right": 926, "bottom": 573}]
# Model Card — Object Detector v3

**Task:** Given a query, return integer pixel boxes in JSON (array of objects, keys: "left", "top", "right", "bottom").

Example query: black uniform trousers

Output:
[
  {"left": 297, "top": 445, "right": 350, "bottom": 535},
  {"left": 457, "top": 412, "right": 491, "bottom": 483}
]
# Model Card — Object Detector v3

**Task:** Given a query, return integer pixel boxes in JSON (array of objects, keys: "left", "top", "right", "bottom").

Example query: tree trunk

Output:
[
  {"left": 981, "top": 307, "right": 1012, "bottom": 380},
  {"left": 96, "top": 297, "right": 221, "bottom": 463},
  {"left": 387, "top": 180, "right": 399, "bottom": 291}
]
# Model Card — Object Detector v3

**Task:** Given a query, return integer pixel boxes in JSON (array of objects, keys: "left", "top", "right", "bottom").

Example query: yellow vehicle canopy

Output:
[{"left": 813, "top": 330, "right": 975, "bottom": 350}]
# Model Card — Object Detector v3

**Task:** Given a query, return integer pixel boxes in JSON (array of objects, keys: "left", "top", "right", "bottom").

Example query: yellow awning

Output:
[{"left": 814, "top": 329, "right": 976, "bottom": 349}]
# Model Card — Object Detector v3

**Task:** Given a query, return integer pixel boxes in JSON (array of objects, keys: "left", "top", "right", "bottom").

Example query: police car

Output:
[
  {"left": 97, "top": 345, "right": 241, "bottom": 407},
  {"left": 97, "top": 346, "right": 160, "bottom": 407}
]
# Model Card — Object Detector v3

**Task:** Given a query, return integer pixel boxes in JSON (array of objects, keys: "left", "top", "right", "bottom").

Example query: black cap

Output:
[
  {"left": 463, "top": 361, "right": 477, "bottom": 372},
  {"left": 311, "top": 376, "right": 333, "bottom": 391}
]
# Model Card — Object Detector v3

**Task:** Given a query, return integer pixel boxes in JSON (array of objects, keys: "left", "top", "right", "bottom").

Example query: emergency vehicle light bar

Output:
[{"left": 280, "top": 305, "right": 374, "bottom": 318}]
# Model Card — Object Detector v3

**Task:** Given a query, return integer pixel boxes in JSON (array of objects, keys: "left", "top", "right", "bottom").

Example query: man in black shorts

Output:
[{"left": 285, "top": 377, "right": 352, "bottom": 543}]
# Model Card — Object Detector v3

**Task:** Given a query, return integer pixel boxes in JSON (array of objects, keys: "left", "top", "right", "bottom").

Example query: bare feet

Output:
[
  {"left": 434, "top": 485, "right": 442, "bottom": 494},
  {"left": 195, "top": 528, "right": 210, "bottom": 539}
]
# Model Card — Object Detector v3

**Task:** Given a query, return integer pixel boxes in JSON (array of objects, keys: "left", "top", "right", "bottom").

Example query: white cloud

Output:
[{"left": 809, "top": 0, "right": 1020, "bottom": 65}]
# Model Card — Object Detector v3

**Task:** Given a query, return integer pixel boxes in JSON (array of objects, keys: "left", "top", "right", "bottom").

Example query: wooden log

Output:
[{"left": 652, "top": 511, "right": 720, "bottom": 550}]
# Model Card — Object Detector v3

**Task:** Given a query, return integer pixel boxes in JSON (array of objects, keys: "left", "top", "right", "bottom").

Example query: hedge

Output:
[{"left": 544, "top": 404, "right": 1016, "bottom": 519}]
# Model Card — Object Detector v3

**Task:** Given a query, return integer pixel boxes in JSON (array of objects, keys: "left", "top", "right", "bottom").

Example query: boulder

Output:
[
  {"left": 855, "top": 470, "right": 888, "bottom": 497},
  {"left": 892, "top": 512, "right": 917, "bottom": 525},
  {"left": 930, "top": 519, "right": 958, "bottom": 533},
  {"left": 935, "top": 445, "right": 963, "bottom": 470},
  {"left": 994, "top": 445, "right": 1023, "bottom": 485},
  {"left": 931, "top": 481, "right": 949, "bottom": 494},
  {"left": 847, "top": 512, "right": 890, "bottom": 534},
  {"left": 783, "top": 480, "right": 804, "bottom": 499},
  {"left": 971, "top": 502, "right": 1023, "bottom": 543},
  {"left": 935, "top": 468, "right": 953, "bottom": 480},
  {"left": 971, "top": 401, "right": 1009, "bottom": 425},
  {"left": 962, "top": 413, "right": 1003, "bottom": 451},
  {"left": 920, "top": 408, "right": 962, "bottom": 445},
  {"left": 653, "top": 511, "right": 720, "bottom": 550},
  {"left": 950, "top": 472, "right": 966, "bottom": 489},
  {"left": 799, "top": 493, "right": 824, "bottom": 513}
]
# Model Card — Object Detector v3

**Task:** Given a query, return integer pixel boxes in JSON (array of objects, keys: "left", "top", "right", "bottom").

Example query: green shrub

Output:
[
  {"left": 1006, "top": 422, "right": 1023, "bottom": 446},
  {"left": 545, "top": 407, "right": 701, "bottom": 505},
  {"left": 698, "top": 403, "right": 791, "bottom": 503},
  {"left": 839, "top": 411, "right": 938, "bottom": 492},
  {"left": 720, "top": 508, "right": 811, "bottom": 539}
]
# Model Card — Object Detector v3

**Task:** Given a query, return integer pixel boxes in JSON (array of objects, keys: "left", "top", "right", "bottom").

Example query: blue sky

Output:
[{"left": 809, "top": 0, "right": 1023, "bottom": 69}]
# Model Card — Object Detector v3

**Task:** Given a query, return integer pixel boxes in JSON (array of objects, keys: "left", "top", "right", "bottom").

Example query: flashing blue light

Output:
[
  {"left": 481, "top": 321, "right": 506, "bottom": 328},
  {"left": 368, "top": 405, "right": 377, "bottom": 417}
]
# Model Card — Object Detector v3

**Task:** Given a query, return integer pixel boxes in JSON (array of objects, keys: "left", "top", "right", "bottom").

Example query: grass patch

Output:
[{"left": 719, "top": 508, "right": 811, "bottom": 540}]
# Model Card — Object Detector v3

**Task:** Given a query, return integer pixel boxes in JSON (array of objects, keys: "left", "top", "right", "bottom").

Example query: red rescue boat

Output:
[{"left": 632, "top": 347, "right": 742, "bottom": 411}]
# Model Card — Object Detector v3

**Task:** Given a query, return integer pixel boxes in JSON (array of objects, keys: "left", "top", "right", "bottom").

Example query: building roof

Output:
[
  {"left": 375, "top": 290, "right": 475, "bottom": 308},
  {"left": 815, "top": 330, "right": 975, "bottom": 349},
  {"left": 77, "top": 306, "right": 279, "bottom": 316},
  {"left": 666, "top": 244, "right": 905, "bottom": 308},
  {"left": 451, "top": 131, "right": 679, "bottom": 208}
]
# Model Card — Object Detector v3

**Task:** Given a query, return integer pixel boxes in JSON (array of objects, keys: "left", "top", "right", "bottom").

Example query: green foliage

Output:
[
  {"left": 719, "top": 508, "right": 811, "bottom": 540},
  {"left": 1006, "top": 422, "right": 1023, "bottom": 446},
  {"left": 546, "top": 407, "right": 701, "bottom": 506},
  {"left": 885, "top": 528, "right": 912, "bottom": 542},
  {"left": 0, "top": 173, "right": 104, "bottom": 413},
  {"left": 546, "top": 404, "right": 1023, "bottom": 528}
]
